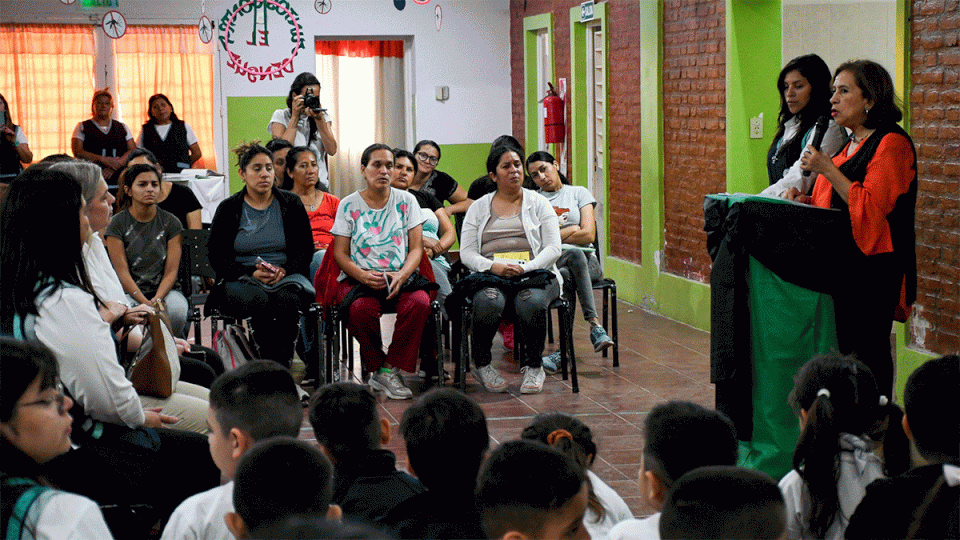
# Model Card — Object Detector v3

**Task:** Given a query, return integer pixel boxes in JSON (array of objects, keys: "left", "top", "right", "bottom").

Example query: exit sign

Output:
[
  {"left": 580, "top": 1, "right": 595, "bottom": 22},
  {"left": 82, "top": 0, "right": 119, "bottom": 7}
]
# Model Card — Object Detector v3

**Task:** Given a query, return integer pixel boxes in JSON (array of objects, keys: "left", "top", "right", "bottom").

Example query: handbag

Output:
[
  {"left": 127, "top": 302, "right": 180, "bottom": 398},
  {"left": 214, "top": 323, "right": 258, "bottom": 371}
]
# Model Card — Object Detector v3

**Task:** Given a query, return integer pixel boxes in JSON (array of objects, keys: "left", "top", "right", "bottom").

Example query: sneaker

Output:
[
  {"left": 520, "top": 366, "right": 546, "bottom": 394},
  {"left": 473, "top": 364, "right": 508, "bottom": 393},
  {"left": 590, "top": 325, "right": 615, "bottom": 353},
  {"left": 369, "top": 369, "right": 413, "bottom": 400},
  {"left": 498, "top": 321, "right": 515, "bottom": 350},
  {"left": 541, "top": 351, "right": 561, "bottom": 375},
  {"left": 417, "top": 369, "right": 451, "bottom": 382}
]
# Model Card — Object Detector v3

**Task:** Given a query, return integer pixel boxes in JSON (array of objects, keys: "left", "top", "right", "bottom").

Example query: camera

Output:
[{"left": 303, "top": 89, "right": 321, "bottom": 113}]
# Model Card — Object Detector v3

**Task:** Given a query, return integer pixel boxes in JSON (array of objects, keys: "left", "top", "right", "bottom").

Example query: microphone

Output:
[{"left": 802, "top": 115, "right": 831, "bottom": 177}]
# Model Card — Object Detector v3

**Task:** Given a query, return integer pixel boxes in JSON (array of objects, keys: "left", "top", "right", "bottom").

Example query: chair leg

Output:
[
  {"left": 546, "top": 309, "right": 554, "bottom": 344},
  {"left": 458, "top": 304, "right": 471, "bottom": 390},
  {"left": 611, "top": 284, "right": 619, "bottom": 367},
  {"left": 602, "top": 287, "right": 610, "bottom": 358},
  {"left": 431, "top": 300, "right": 444, "bottom": 387},
  {"left": 561, "top": 300, "right": 579, "bottom": 393}
]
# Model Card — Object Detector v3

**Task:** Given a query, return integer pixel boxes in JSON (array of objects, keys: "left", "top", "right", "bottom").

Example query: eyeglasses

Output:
[
  {"left": 17, "top": 384, "right": 69, "bottom": 415},
  {"left": 415, "top": 152, "right": 439, "bottom": 166}
]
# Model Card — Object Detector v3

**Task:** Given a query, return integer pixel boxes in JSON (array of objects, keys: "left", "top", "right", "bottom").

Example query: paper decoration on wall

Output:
[
  {"left": 219, "top": 0, "right": 305, "bottom": 83},
  {"left": 315, "top": 0, "right": 332, "bottom": 14},
  {"left": 435, "top": 5, "right": 442, "bottom": 31},
  {"left": 198, "top": 15, "right": 214, "bottom": 43},
  {"left": 394, "top": 0, "right": 405, "bottom": 10},
  {"left": 101, "top": 10, "right": 127, "bottom": 39},
  {"left": 60, "top": 0, "right": 77, "bottom": 4},
  {"left": 414, "top": 0, "right": 430, "bottom": 4}
]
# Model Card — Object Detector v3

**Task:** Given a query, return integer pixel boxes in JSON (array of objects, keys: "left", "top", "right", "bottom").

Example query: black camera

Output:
[{"left": 303, "top": 89, "right": 321, "bottom": 113}]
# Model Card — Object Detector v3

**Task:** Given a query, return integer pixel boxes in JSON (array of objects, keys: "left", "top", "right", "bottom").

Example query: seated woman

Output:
[
  {"left": 410, "top": 140, "right": 471, "bottom": 221},
  {"left": 267, "top": 138, "right": 294, "bottom": 187},
  {"left": 105, "top": 163, "right": 189, "bottom": 339},
  {"left": 526, "top": 151, "right": 614, "bottom": 371},
  {"left": 391, "top": 148, "right": 456, "bottom": 309},
  {"left": 0, "top": 168, "right": 218, "bottom": 527},
  {"left": 137, "top": 94, "right": 202, "bottom": 174},
  {"left": 460, "top": 144, "right": 562, "bottom": 395},
  {"left": 71, "top": 88, "right": 136, "bottom": 184},
  {"left": 118, "top": 148, "right": 203, "bottom": 230},
  {"left": 330, "top": 144, "right": 431, "bottom": 400},
  {"left": 281, "top": 145, "right": 340, "bottom": 280},
  {"left": 208, "top": 143, "right": 314, "bottom": 367},
  {"left": 0, "top": 338, "right": 114, "bottom": 540},
  {"left": 0, "top": 94, "right": 32, "bottom": 179},
  {"left": 269, "top": 73, "right": 337, "bottom": 189}
]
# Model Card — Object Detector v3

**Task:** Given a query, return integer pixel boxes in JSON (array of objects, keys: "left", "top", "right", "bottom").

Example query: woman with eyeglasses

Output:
[
  {"left": 0, "top": 338, "right": 114, "bottom": 539},
  {"left": 0, "top": 166, "right": 219, "bottom": 531},
  {"left": 410, "top": 140, "right": 472, "bottom": 221}
]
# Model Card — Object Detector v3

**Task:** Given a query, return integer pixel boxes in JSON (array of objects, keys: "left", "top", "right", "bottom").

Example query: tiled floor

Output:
[{"left": 295, "top": 294, "right": 714, "bottom": 519}]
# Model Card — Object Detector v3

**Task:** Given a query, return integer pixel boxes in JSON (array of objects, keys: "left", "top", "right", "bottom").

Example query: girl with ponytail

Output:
[
  {"left": 520, "top": 412, "right": 633, "bottom": 539},
  {"left": 779, "top": 353, "right": 910, "bottom": 540}
]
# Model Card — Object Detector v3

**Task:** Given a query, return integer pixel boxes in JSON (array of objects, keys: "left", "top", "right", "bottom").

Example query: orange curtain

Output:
[
  {"left": 0, "top": 24, "right": 95, "bottom": 161},
  {"left": 115, "top": 26, "right": 216, "bottom": 170},
  {"left": 315, "top": 40, "right": 404, "bottom": 59}
]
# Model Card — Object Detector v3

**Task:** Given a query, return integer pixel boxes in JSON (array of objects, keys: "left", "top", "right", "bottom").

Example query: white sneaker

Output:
[
  {"left": 473, "top": 364, "right": 508, "bottom": 393},
  {"left": 370, "top": 369, "right": 413, "bottom": 400},
  {"left": 520, "top": 366, "right": 545, "bottom": 394}
]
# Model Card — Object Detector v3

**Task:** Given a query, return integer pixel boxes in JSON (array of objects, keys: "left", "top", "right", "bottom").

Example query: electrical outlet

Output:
[{"left": 750, "top": 113, "right": 763, "bottom": 139}]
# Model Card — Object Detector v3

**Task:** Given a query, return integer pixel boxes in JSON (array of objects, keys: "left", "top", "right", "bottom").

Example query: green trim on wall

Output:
[
  {"left": 896, "top": 0, "right": 911, "bottom": 128},
  {"left": 725, "top": 0, "right": 781, "bottom": 194},
  {"left": 568, "top": 3, "right": 609, "bottom": 255},
  {"left": 226, "top": 95, "right": 286, "bottom": 194},
  {"left": 523, "top": 13, "right": 554, "bottom": 154}
]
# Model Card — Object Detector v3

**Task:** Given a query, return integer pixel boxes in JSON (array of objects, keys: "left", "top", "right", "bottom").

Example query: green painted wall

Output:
[
  {"left": 226, "top": 96, "right": 287, "bottom": 194},
  {"left": 441, "top": 143, "right": 490, "bottom": 192}
]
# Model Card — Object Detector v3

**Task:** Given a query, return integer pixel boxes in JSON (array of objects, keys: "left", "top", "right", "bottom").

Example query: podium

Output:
[{"left": 704, "top": 194, "right": 862, "bottom": 479}]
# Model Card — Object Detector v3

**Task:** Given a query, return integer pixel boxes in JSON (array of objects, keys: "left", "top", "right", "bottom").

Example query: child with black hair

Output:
[
  {"left": 382, "top": 387, "right": 489, "bottom": 539},
  {"left": 846, "top": 354, "right": 959, "bottom": 540},
  {"left": 778, "top": 353, "right": 909, "bottom": 540},
  {"left": 659, "top": 465, "right": 786, "bottom": 540},
  {"left": 307, "top": 382, "right": 424, "bottom": 527},
  {"left": 161, "top": 361, "right": 304, "bottom": 540},
  {"left": 521, "top": 412, "right": 632, "bottom": 539},
  {"left": 224, "top": 437, "right": 341, "bottom": 539},
  {"left": 476, "top": 439, "right": 590, "bottom": 540},
  {"left": 608, "top": 400, "right": 739, "bottom": 540}
]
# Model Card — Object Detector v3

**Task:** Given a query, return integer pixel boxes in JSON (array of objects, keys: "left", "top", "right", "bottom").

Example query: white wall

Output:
[{"left": 0, "top": 0, "right": 512, "bottom": 169}]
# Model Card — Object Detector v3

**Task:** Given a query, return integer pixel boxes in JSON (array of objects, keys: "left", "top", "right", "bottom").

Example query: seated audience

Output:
[
  {"left": 266, "top": 138, "right": 293, "bottom": 187},
  {"left": 608, "top": 400, "right": 739, "bottom": 540},
  {"left": 138, "top": 93, "right": 202, "bottom": 173},
  {"left": 659, "top": 466, "right": 786, "bottom": 540},
  {"left": 71, "top": 88, "right": 136, "bottom": 184},
  {"left": 330, "top": 143, "right": 431, "bottom": 400},
  {"left": 308, "top": 382, "right": 424, "bottom": 526},
  {"left": 779, "top": 353, "right": 909, "bottom": 540},
  {"left": 224, "top": 437, "right": 341, "bottom": 540},
  {"left": 0, "top": 167, "right": 219, "bottom": 533},
  {"left": 162, "top": 361, "right": 303, "bottom": 540},
  {"left": 459, "top": 144, "right": 562, "bottom": 394},
  {"left": 521, "top": 412, "right": 632, "bottom": 539},
  {"left": 382, "top": 387, "right": 489, "bottom": 539},
  {"left": 476, "top": 439, "right": 590, "bottom": 540},
  {"left": 0, "top": 338, "right": 114, "bottom": 540},
  {"left": 845, "top": 354, "right": 959, "bottom": 540},
  {"left": 526, "top": 150, "right": 614, "bottom": 371},
  {"left": 282, "top": 145, "right": 340, "bottom": 281},
  {"left": 208, "top": 143, "right": 314, "bottom": 366},
  {"left": 120, "top": 148, "right": 203, "bottom": 230},
  {"left": 0, "top": 94, "right": 32, "bottom": 177},
  {"left": 106, "top": 163, "right": 189, "bottom": 338}
]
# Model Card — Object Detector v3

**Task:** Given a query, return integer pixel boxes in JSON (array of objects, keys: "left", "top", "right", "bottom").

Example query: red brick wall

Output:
[
  {"left": 509, "top": 0, "right": 644, "bottom": 263},
  {"left": 910, "top": 0, "right": 960, "bottom": 353},
  {"left": 661, "top": 0, "right": 726, "bottom": 282}
]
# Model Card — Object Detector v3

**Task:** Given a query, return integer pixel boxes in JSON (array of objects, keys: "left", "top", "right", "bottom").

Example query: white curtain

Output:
[{"left": 317, "top": 40, "right": 405, "bottom": 197}]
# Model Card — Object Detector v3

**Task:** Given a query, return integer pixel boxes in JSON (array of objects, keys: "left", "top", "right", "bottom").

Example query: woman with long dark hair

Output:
[
  {"left": 0, "top": 94, "right": 32, "bottom": 177},
  {"left": 269, "top": 73, "right": 338, "bottom": 189},
  {"left": 762, "top": 54, "right": 846, "bottom": 197},
  {"left": 137, "top": 94, "right": 202, "bottom": 173}
]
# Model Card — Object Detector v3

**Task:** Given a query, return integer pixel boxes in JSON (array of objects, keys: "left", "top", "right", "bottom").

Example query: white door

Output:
[
  {"left": 535, "top": 29, "right": 551, "bottom": 152},
  {"left": 585, "top": 24, "right": 605, "bottom": 254}
]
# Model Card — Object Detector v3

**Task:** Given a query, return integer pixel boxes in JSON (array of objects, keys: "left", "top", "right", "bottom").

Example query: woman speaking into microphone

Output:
[{"left": 792, "top": 60, "right": 917, "bottom": 395}]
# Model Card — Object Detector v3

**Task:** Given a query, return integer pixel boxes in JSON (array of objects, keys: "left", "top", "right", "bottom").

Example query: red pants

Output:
[{"left": 336, "top": 282, "right": 431, "bottom": 373}]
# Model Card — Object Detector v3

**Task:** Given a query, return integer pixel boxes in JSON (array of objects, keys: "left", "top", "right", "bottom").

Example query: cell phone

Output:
[
  {"left": 383, "top": 272, "right": 394, "bottom": 290},
  {"left": 0, "top": 111, "right": 6, "bottom": 126},
  {"left": 255, "top": 257, "right": 279, "bottom": 274}
]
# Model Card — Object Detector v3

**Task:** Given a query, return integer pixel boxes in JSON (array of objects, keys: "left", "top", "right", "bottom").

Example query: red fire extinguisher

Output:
[{"left": 543, "top": 81, "right": 565, "bottom": 144}]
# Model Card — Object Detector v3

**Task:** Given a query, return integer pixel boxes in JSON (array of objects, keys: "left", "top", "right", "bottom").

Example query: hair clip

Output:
[
  {"left": 878, "top": 395, "right": 889, "bottom": 407},
  {"left": 546, "top": 429, "right": 574, "bottom": 446},
  {"left": 817, "top": 388, "right": 831, "bottom": 399}
]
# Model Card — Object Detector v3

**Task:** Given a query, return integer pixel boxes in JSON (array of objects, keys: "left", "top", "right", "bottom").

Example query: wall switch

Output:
[
  {"left": 750, "top": 113, "right": 763, "bottom": 139},
  {"left": 435, "top": 86, "right": 449, "bottom": 101}
]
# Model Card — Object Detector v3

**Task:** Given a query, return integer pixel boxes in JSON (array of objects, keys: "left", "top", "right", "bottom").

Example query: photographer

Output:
[{"left": 269, "top": 73, "right": 338, "bottom": 189}]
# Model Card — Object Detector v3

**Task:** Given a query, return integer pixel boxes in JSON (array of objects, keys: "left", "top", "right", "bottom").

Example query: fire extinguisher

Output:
[{"left": 543, "top": 81, "right": 565, "bottom": 144}]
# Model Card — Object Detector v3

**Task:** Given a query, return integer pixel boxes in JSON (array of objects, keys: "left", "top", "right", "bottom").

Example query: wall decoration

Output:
[
  {"left": 199, "top": 15, "right": 214, "bottom": 43},
  {"left": 315, "top": 0, "right": 332, "bottom": 14},
  {"left": 414, "top": 0, "right": 430, "bottom": 4},
  {"left": 218, "top": 0, "right": 304, "bottom": 82},
  {"left": 101, "top": 10, "right": 127, "bottom": 39},
  {"left": 60, "top": 0, "right": 77, "bottom": 5},
  {"left": 394, "top": 0, "right": 405, "bottom": 11},
  {"left": 435, "top": 4, "right": 442, "bottom": 31}
]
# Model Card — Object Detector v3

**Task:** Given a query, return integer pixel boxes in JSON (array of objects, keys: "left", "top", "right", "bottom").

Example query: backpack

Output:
[
  {"left": 213, "top": 323, "right": 258, "bottom": 371},
  {"left": 1, "top": 476, "right": 55, "bottom": 540}
]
